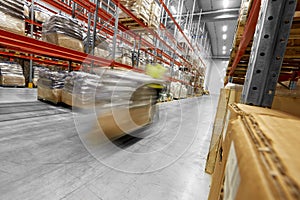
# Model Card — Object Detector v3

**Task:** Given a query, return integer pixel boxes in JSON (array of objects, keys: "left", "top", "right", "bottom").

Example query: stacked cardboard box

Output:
[
  {"left": 37, "top": 69, "right": 68, "bottom": 104},
  {"left": 119, "top": 0, "right": 161, "bottom": 29},
  {"left": 208, "top": 103, "right": 300, "bottom": 200},
  {"left": 62, "top": 71, "right": 101, "bottom": 107},
  {"left": 115, "top": 46, "right": 132, "bottom": 66},
  {"left": 0, "top": 62, "right": 25, "bottom": 87},
  {"left": 0, "top": 0, "right": 25, "bottom": 35},
  {"left": 63, "top": 68, "right": 163, "bottom": 140},
  {"left": 42, "top": 15, "right": 84, "bottom": 52},
  {"left": 84, "top": 34, "right": 111, "bottom": 59}
]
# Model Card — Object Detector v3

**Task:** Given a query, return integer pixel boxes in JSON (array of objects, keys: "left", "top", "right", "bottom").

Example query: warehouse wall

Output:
[{"left": 204, "top": 60, "right": 228, "bottom": 94}]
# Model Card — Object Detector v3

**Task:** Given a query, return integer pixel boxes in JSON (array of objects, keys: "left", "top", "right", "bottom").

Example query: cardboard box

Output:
[
  {"left": 205, "top": 84, "right": 243, "bottom": 174},
  {"left": 209, "top": 103, "right": 300, "bottom": 200},
  {"left": 38, "top": 84, "right": 62, "bottom": 104},
  {"left": 42, "top": 33, "right": 84, "bottom": 52},
  {"left": 0, "top": 10, "right": 25, "bottom": 35},
  {"left": 0, "top": 74, "right": 25, "bottom": 87}
]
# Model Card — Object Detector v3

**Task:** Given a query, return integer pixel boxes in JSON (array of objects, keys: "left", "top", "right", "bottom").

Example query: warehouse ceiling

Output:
[{"left": 167, "top": 0, "right": 242, "bottom": 58}]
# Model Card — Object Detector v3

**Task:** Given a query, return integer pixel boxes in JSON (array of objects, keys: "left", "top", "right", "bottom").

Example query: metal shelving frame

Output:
[{"left": 0, "top": 0, "right": 211, "bottom": 90}]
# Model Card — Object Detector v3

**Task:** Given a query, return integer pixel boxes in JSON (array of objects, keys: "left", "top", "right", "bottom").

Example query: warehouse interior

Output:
[{"left": 1, "top": 0, "right": 300, "bottom": 199}]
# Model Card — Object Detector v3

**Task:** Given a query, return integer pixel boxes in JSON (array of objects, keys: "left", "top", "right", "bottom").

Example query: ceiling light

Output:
[
  {"left": 222, "top": 34, "right": 227, "bottom": 40},
  {"left": 223, "top": 0, "right": 229, "bottom": 8},
  {"left": 222, "top": 25, "right": 228, "bottom": 32},
  {"left": 223, "top": 46, "right": 227, "bottom": 50},
  {"left": 223, "top": 50, "right": 226, "bottom": 54},
  {"left": 170, "top": 5, "right": 177, "bottom": 14}
]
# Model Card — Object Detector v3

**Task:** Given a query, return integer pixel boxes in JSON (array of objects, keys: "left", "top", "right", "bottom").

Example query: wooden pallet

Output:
[{"left": 119, "top": 15, "right": 150, "bottom": 31}]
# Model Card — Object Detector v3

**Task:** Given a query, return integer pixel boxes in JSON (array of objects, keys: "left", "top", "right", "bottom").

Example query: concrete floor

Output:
[{"left": 0, "top": 88, "right": 218, "bottom": 200}]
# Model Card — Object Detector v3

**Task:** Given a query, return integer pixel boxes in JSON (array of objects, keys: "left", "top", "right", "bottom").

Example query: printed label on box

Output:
[{"left": 224, "top": 142, "right": 240, "bottom": 200}]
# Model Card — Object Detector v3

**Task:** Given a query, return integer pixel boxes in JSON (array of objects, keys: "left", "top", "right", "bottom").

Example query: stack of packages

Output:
[
  {"left": 62, "top": 72, "right": 101, "bottom": 107},
  {"left": 42, "top": 15, "right": 84, "bottom": 52},
  {"left": 115, "top": 46, "right": 132, "bottom": 66},
  {"left": 32, "top": 66, "right": 44, "bottom": 87},
  {"left": 120, "top": 0, "right": 151, "bottom": 22},
  {"left": 37, "top": 68, "right": 68, "bottom": 104},
  {"left": 0, "top": 62, "right": 25, "bottom": 87},
  {"left": 71, "top": 68, "right": 162, "bottom": 140},
  {"left": 149, "top": 0, "right": 161, "bottom": 29},
  {"left": 119, "top": 0, "right": 160, "bottom": 29},
  {"left": 24, "top": 4, "right": 51, "bottom": 23},
  {"left": 208, "top": 103, "right": 300, "bottom": 200},
  {"left": 180, "top": 85, "right": 187, "bottom": 98},
  {"left": 84, "top": 34, "right": 111, "bottom": 59},
  {"left": 170, "top": 82, "right": 182, "bottom": 99},
  {"left": 0, "top": 0, "right": 25, "bottom": 35}
]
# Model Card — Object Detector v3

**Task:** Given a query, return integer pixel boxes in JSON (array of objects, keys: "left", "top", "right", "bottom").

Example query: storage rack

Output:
[
  {"left": 225, "top": 0, "right": 300, "bottom": 106},
  {"left": 0, "top": 0, "right": 211, "bottom": 97}
]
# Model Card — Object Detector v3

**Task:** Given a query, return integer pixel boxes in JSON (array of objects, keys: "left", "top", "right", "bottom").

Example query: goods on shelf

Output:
[
  {"left": 119, "top": 0, "right": 160, "bottom": 29},
  {"left": 115, "top": 46, "right": 132, "bottom": 66},
  {"left": 0, "top": 62, "right": 25, "bottom": 87},
  {"left": 62, "top": 71, "right": 101, "bottom": 107},
  {"left": 170, "top": 82, "right": 182, "bottom": 99},
  {"left": 32, "top": 66, "right": 45, "bottom": 87},
  {"left": 209, "top": 103, "right": 300, "bottom": 200},
  {"left": 37, "top": 68, "right": 68, "bottom": 104},
  {"left": 0, "top": 0, "right": 25, "bottom": 35},
  {"left": 180, "top": 85, "right": 188, "bottom": 98},
  {"left": 149, "top": 1, "right": 161, "bottom": 29},
  {"left": 24, "top": 4, "right": 51, "bottom": 23},
  {"left": 84, "top": 34, "right": 111, "bottom": 58},
  {"left": 42, "top": 15, "right": 84, "bottom": 52}
]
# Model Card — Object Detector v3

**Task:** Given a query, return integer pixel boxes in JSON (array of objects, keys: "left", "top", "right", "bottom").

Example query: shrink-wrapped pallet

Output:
[
  {"left": 69, "top": 68, "right": 164, "bottom": 140},
  {"left": 37, "top": 68, "right": 68, "bottom": 104},
  {"left": 0, "top": 0, "right": 25, "bottom": 35},
  {"left": 42, "top": 15, "right": 84, "bottom": 52},
  {"left": 62, "top": 72, "right": 101, "bottom": 107},
  {"left": 84, "top": 34, "right": 111, "bottom": 58},
  {"left": 24, "top": 4, "right": 51, "bottom": 23},
  {"left": 0, "top": 62, "right": 25, "bottom": 87}
]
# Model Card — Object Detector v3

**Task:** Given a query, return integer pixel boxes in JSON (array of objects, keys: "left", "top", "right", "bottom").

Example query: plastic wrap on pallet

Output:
[
  {"left": 38, "top": 84, "right": 62, "bottom": 104},
  {"left": 0, "top": 0, "right": 25, "bottom": 35},
  {"left": 37, "top": 68, "right": 68, "bottom": 89},
  {"left": 63, "top": 69, "right": 164, "bottom": 108},
  {"left": 42, "top": 15, "right": 84, "bottom": 52},
  {"left": 32, "top": 66, "right": 45, "bottom": 87},
  {"left": 0, "top": 0, "right": 25, "bottom": 19},
  {"left": 24, "top": 4, "right": 51, "bottom": 23},
  {"left": 84, "top": 34, "right": 111, "bottom": 58},
  {"left": 0, "top": 62, "right": 25, "bottom": 86}
]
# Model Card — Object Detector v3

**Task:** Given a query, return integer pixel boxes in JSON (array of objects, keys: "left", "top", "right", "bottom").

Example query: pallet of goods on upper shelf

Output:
[
  {"left": 119, "top": 0, "right": 161, "bottom": 30},
  {"left": 230, "top": 0, "right": 254, "bottom": 57},
  {"left": 0, "top": 0, "right": 26, "bottom": 35},
  {"left": 42, "top": 15, "right": 84, "bottom": 52},
  {"left": 37, "top": 68, "right": 68, "bottom": 104},
  {"left": 84, "top": 34, "right": 111, "bottom": 59},
  {"left": 0, "top": 62, "right": 25, "bottom": 87}
]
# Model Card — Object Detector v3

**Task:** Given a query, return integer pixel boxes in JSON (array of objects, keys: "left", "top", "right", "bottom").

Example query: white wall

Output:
[{"left": 204, "top": 60, "right": 228, "bottom": 95}]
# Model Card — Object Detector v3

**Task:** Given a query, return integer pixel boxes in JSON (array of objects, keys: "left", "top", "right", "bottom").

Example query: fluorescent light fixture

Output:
[
  {"left": 223, "top": 46, "right": 227, "bottom": 50},
  {"left": 223, "top": 50, "right": 226, "bottom": 54},
  {"left": 223, "top": 0, "right": 229, "bottom": 8},
  {"left": 170, "top": 5, "right": 177, "bottom": 14},
  {"left": 222, "top": 34, "right": 227, "bottom": 40},
  {"left": 222, "top": 25, "right": 228, "bottom": 32}
]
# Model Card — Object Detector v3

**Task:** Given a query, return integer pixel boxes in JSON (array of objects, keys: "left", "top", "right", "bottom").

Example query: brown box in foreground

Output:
[{"left": 209, "top": 103, "right": 300, "bottom": 200}]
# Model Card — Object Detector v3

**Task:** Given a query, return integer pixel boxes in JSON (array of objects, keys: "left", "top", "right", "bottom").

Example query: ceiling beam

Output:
[{"left": 167, "top": 8, "right": 240, "bottom": 23}]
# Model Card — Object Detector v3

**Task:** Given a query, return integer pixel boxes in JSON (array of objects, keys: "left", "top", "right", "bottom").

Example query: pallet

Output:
[{"left": 119, "top": 16, "right": 149, "bottom": 30}]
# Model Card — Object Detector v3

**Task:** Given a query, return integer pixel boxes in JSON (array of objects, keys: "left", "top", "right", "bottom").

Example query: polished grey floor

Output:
[{"left": 0, "top": 88, "right": 218, "bottom": 200}]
